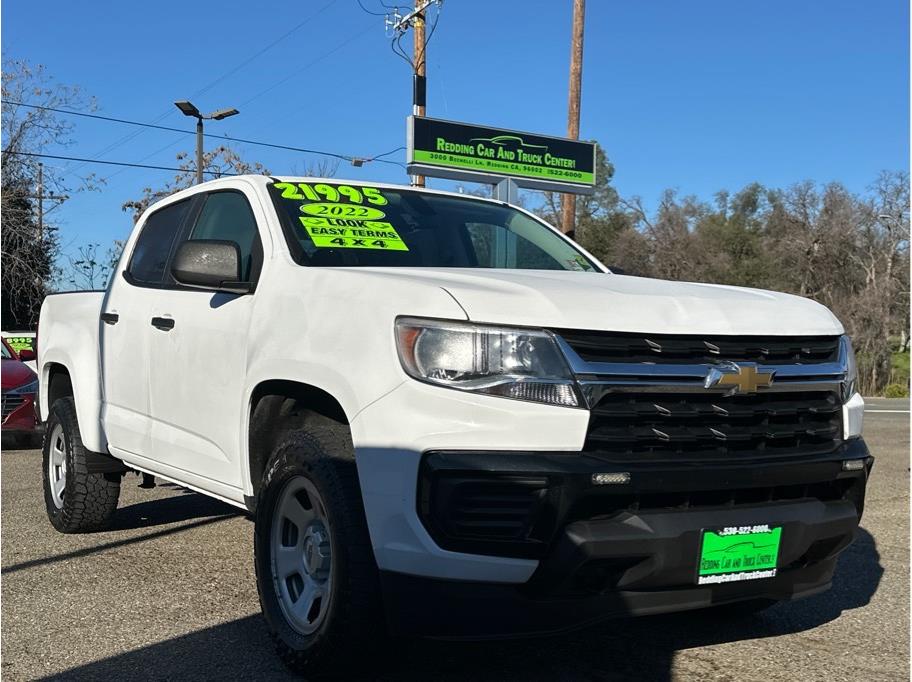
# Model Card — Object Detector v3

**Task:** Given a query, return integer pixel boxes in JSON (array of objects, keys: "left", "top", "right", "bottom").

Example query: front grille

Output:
[
  {"left": 1, "top": 394, "right": 26, "bottom": 422},
  {"left": 585, "top": 391, "right": 843, "bottom": 460},
  {"left": 557, "top": 330, "right": 841, "bottom": 365}
]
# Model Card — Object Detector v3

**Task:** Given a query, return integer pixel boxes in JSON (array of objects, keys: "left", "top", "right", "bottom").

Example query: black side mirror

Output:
[
  {"left": 606, "top": 265, "right": 627, "bottom": 275},
  {"left": 171, "top": 240, "right": 249, "bottom": 293}
]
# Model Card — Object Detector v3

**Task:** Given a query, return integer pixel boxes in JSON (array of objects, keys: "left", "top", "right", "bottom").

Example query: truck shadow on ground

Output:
[
  {"left": 109, "top": 484, "right": 242, "bottom": 530},
  {"left": 41, "top": 528, "right": 882, "bottom": 681},
  {"left": 2, "top": 491, "right": 242, "bottom": 576}
]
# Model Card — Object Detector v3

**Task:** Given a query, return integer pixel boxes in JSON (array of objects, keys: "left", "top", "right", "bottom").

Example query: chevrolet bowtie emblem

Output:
[{"left": 704, "top": 362, "right": 775, "bottom": 395}]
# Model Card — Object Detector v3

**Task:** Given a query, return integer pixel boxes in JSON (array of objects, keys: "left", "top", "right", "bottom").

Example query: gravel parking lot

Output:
[{"left": 2, "top": 400, "right": 908, "bottom": 681}]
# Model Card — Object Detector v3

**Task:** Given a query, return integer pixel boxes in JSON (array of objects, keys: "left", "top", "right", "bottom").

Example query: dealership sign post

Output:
[{"left": 406, "top": 116, "right": 596, "bottom": 198}]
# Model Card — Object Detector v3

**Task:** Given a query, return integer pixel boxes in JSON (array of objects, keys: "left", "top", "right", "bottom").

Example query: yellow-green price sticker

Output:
[
  {"left": 274, "top": 182, "right": 388, "bottom": 206},
  {"left": 300, "top": 203, "right": 386, "bottom": 220},
  {"left": 5, "top": 337, "right": 34, "bottom": 352},
  {"left": 298, "top": 218, "right": 409, "bottom": 251}
]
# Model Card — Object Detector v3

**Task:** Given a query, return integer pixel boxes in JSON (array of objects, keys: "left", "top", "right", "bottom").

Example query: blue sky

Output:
[{"left": 3, "top": 0, "right": 909, "bottom": 266}]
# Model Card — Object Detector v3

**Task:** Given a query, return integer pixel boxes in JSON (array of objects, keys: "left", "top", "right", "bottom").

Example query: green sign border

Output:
[{"left": 412, "top": 150, "right": 594, "bottom": 185}]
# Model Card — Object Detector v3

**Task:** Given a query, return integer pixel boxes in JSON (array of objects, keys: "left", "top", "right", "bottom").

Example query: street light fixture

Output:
[
  {"left": 210, "top": 107, "right": 239, "bottom": 121},
  {"left": 174, "top": 100, "right": 240, "bottom": 184}
]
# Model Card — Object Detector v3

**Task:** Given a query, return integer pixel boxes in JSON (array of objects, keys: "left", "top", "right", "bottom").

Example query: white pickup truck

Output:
[{"left": 38, "top": 176, "right": 871, "bottom": 675}]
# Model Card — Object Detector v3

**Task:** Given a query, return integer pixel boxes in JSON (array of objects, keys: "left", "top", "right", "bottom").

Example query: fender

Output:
[
  {"left": 38, "top": 292, "right": 108, "bottom": 454},
  {"left": 240, "top": 359, "right": 371, "bottom": 497}
]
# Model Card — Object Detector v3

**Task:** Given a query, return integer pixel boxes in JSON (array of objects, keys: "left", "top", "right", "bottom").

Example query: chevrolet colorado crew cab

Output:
[{"left": 38, "top": 175, "right": 871, "bottom": 675}]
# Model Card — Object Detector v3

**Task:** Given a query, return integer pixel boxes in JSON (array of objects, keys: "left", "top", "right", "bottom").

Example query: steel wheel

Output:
[
  {"left": 270, "top": 476, "right": 333, "bottom": 635},
  {"left": 47, "top": 423, "right": 67, "bottom": 509}
]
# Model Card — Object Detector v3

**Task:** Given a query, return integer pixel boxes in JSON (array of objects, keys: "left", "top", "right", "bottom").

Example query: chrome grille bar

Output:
[{"left": 553, "top": 335, "right": 849, "bottom": 407}]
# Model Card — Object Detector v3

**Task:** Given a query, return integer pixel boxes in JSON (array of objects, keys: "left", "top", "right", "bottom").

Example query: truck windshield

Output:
[{"left": 267, "top": 181, "right": 598, "bottom": 271}]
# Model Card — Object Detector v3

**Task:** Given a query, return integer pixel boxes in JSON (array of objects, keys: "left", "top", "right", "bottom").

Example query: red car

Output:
[{"left": 2, "top": 337, "right": 38, "bottom": 444}]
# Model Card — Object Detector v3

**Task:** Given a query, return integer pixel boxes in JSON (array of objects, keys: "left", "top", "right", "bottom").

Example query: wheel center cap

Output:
[{"left": 302, "top": 526, "right": 331, "bottom": 579}]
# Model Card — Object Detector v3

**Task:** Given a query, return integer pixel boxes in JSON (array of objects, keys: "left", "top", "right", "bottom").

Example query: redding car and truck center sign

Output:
[{"left": 407, "top": 116, "right": 597, "bottom": 194}]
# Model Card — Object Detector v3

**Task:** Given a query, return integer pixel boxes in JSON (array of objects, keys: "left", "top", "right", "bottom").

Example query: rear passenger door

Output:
[
  {"left": 146, "top": 187, "right": 266, "bottom": 492},
  {"left": 102, "top": 197, "right": 193, "bottom": 458}
]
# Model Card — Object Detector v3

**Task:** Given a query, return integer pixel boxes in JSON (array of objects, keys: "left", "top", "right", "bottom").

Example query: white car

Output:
[{"left": 37, "top": 176, "right": 871, "bottom": 676}]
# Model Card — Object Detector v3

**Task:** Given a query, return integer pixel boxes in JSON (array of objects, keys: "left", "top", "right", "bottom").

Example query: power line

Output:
[
  {"left": 391, "top": 30, "right": 413, "bottom": 68},
  {"left": 3, "top": 150, "right": 237, "bottom": 176},
  {"left": 5, "top": 102, "right": 203, "bottom": 138},
  {"left": 356, "top": 0, "right": 388, "bottom": 16},
  {"left": 99, "top": 133, "right": 191, "bottom": 183},
  {"left": 369, "top": 146, "right": 405, "bottom": 161},
  {"left": 192, "top": 0, "right": 339, "bottom": 101},
  {"left": 66, "top": 0, "right": 341, "bottom": 177},
  {"left": 4, "top": 146, "right": 406, "bottom": 179},
  {"left": 3, "top": 100, "right": 403, "bottom": 167},
  {"left": 237, "top": 22, "right": 375, "bottom": 110}
]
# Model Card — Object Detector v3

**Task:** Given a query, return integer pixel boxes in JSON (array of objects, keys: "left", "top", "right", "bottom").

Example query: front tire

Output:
[
  {"left": 42, "top": 397, "right": 120, "bottom": 533},
  {"left": 254, "top": 424, "right": 383, "bottom": 676}
]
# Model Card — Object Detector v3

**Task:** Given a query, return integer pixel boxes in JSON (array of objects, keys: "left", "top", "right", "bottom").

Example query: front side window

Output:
[
  {"left": 189, "top": 191, "right": 261, "bottom": 281},
  {"left": 127, "top": 199, "right": 192, "bottom": 284},
  {"left": 267, "top": 181, "right": 598, "bottom": 271}
]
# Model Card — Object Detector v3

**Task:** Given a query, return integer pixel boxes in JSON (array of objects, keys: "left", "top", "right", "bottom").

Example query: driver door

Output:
[{"left": 146, "top": 188, "right": 265, "bottom": 492}]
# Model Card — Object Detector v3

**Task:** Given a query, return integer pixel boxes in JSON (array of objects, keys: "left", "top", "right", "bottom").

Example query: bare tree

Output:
[
  {"left": 289, "top": 157, "right": 340, "bottom": 180},
  {"left": 122, "top": 150, "right": 346, "bottom": 223},
  {"left": 63, "top": 242, "right": 124, "bottom": 291},
  {"left": 608, "top": 174, "right": 909, "bottom": 395},
  {"left": 1, "top": 59, "right": 95, "bottom": 327},
  {"left": 121, "top": 146, "right": 272, "bottom": 222}
]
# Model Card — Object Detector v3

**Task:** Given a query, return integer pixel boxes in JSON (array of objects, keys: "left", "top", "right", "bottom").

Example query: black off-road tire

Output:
[
  {"left": 254, "top": 423, "right": 384, "bottom": 677},
  {"left": 42, "top": 397, "right": 120, "bottom": 533}
]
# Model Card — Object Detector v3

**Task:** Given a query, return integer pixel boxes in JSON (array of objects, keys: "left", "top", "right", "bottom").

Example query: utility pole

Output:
[
  {"left": 37, "top": 162, "right": 44, "bottom": 241},
  {"left": 387, "top": 0, "right": 440, "bottom": 187},
  {"left": 412, "top": 0, "right": 427, "bottom": 187},
  {"left": 27, "top": 163, "right": 67, "bottom": 241},
  {"left": 561, "top": 0, "right": 586, "bottom": 236}
]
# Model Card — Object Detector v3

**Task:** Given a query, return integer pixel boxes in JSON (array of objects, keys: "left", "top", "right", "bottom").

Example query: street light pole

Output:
[
  {"left": 174, "top": 100, "right": 240, "bottom": 184},
  {"left": 195, "top": 117, "right": 204, "bottom": 185}
]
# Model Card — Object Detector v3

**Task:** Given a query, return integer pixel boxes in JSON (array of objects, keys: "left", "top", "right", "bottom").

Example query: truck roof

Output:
[{"left": 156, "top": 174, "right": 509, "bottom": 210}]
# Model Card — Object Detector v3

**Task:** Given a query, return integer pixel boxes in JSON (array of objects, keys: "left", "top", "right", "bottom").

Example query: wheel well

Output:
[
  {"left": 47, "top": 364, "right": 73, "bottom": 410},
  {"left": 248, "top": 381, "right": 349, "bottom": 497}
]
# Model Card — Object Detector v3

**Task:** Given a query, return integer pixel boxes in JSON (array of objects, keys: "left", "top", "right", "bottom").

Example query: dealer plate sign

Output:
[
  {"left": 407, "top": 116, "right": 597, "bottom": 194},
  {"left": 697, "top": 525, "right": 781, "bottom": 585}
]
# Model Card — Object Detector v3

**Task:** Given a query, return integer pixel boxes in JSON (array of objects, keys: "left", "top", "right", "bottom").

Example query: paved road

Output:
[{"left": 2, "top": 400, "right": 908, "bottom": 681}]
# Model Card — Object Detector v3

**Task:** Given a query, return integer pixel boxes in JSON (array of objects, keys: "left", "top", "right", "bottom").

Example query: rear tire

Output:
[
  {"left": 42, "top": 397, "right": 120, "bottom": 533},
  {"left": 254, "top": 423, "right": 384, "bottom": 676}
]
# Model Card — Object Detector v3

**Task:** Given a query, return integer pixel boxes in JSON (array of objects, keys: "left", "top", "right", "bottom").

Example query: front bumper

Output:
[
  {"left": 381, "top": 439, "right": 871, "bottom": 637},
  {"left": 1, "top": 393, "right": 38, "bottom": 433}
]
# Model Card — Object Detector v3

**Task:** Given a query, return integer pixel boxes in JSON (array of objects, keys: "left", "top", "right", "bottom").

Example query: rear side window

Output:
[
  {"left": 127, "top": 199, "right": 192, "bottom": 284},
  {"left": 189, "top": 191, "right": 261, "bottom": 281}
]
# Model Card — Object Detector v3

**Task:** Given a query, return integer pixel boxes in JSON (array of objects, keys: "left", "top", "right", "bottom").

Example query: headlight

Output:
[
  {"left": 395, "top": 318, "right": 580, "bottom": 407},
  {"left": 7, "top": 379, "right": 38, "bottom": 395},
  {"left": 841, "top": 335, "right": 857, "bottom": 403},
  {"left": 840, "top": 335, "right": 863, "bottom": 439}
]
